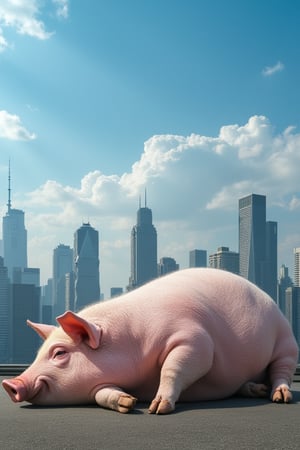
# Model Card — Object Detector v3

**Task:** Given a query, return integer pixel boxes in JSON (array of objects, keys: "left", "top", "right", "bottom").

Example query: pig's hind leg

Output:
[
  {"left": 149, "top": 333, "right": 214, "bottom": 414},
  {"left": 237, "top": 381, "right": 269, "bottom": 398},
  {"left": 268, "top": 333, "right": 298, "bottom": 404}
]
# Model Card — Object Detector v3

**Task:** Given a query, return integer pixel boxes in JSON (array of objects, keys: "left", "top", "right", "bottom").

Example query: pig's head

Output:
[{"left": 2, "top": 311, "right": 103, "bottom": 406}]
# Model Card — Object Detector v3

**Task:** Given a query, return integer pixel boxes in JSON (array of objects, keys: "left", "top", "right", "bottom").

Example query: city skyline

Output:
[
  {"left": 0, "top": 181, "right": 298, "bottom": 300},
  {"left": 0, "top": 1, "right": 300, "bottom": 296}
]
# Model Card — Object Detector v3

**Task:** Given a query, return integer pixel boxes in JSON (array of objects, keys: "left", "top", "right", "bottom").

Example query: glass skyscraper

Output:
[
  {"left": 239, "top": 194, "right": 266, "bottom": 289},
  {"left": 239, "top": 193, "right": 277, "bottom": 299},
  {"left": 128, "top": 201, "right": 157, "bottom": 289},
  {"left": 74, "top": 223, "right": 100, "bottom": 310}
]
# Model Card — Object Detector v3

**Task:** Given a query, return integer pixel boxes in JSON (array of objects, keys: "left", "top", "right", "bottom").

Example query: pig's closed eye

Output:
[{"left": 53, "top": 349, "right": 67, "bottom": 359}]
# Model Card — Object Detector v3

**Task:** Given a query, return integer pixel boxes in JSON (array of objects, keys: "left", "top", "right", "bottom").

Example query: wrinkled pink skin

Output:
[{"left": 2, "top": 268, "right": 299, "bottom": 414}]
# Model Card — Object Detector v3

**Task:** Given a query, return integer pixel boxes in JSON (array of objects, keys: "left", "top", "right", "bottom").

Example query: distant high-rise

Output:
[
  {"left": 128, "top": 195, "right": 157, "bottom": 290},
  {"left": 158, "top": 257, "right": 179, "bottom": 276},
  {"left": 2, "top": 164, "right": 27, "bottom": 279},
  {"left": 12, "top": 267, "right": 40, "bottom": 286},
  {"left": 41, "top": 279, "right": 53, "bottom": 324},
  {"left": 65, "top": 271, "right": 75, "bottom": 311},
  {"left": 0, "top": 257, "right": 10, "bottom": 363},
  {"left": 265, "top": 221, "right": 278, "bottom": 300},
  {"left": 239, "top": 194, "right": 266, "bottom": 288},
  {"left": 277, "top": 264, "right": 293, "bottom": 315},
  {"left": 294, "top": 248, "right": 300, "bottom": 287},
  {"left": 189, "top": 249, "right": 207, "bottom": 268},
  {"left": 285, "top": 286, "right": 300, "bottom": 360},
  {"left": 239, "top": 193, "right": 277, "bottom": 299},
  {"left": 52, "top": 244, "right": 73, "bottom": 318},
  {"left": 11, "top": 283, "right": 40, "bottom": 363},
  {"left": 74, "top": 223, "right": 100, "bottom": 310},
  {"left": 209, "top": 247, "right": 239, "bottom": 274},
  {"left": 110, "top": 287, "right": 123, "bottom": 298}
]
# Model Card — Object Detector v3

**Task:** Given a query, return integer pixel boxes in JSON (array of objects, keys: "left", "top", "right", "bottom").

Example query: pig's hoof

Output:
[
  {"left": 117, "top": 394, "right": 137, "bottom": 413},
  {"left": 148, "top": 396, "right": 174, "bottom": 414},
  {"left": 272, "top": 385, "right": 292, "bottom": 404}
]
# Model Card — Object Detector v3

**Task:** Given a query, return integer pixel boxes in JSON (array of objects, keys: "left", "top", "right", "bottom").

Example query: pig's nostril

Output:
[{"left": 11, "top": 388, "right": 17, "bottom": 395}]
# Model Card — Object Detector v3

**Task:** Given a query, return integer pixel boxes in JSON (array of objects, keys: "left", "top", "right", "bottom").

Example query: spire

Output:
[
  {"left": 144, "top": 188, "right": 147, "bottom": 207},
  {"left": 7, "top": 159, "right": 11, "bottom": 213}
]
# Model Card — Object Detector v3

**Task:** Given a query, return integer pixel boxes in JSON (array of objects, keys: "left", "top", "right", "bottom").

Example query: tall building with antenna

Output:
[
  {"left": 128, "top": 191, "right": 157, "bottom": 290},
  {"left": 2, "top": 162, "right": 28, "bottom": 279}
]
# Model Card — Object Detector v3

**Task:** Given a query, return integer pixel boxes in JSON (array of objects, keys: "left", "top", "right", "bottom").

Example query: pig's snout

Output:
[{"left": 2, "top": 378, "right": 28, "bottom": 403}]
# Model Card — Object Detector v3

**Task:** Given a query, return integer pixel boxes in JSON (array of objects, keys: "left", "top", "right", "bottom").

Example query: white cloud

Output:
[
  {"left": 289, "top": 196, "right": 300, "bottom": 211},
  {"left": 218, "top": 115, "right": 272, "bottom": 159},
  {"left": 262, "top": 61, "right": 284, "bottom": 77},
  {"left": 0, "top": 0, "right": 53, "bottom": 40},
  {"left": 12, "top": 115, "right": 300, "bottom": 295},
  {"left": 0, "top": 27, "right": 9, "bottom": 51},
  {"left": 23, "top": 114, "right": 300, "bottom": 220},
  {"left": 0, "top": 110, "right": 36, "bottom": 140},
  {"left": 53, "top": 0, "right": 69, "bottom": 19},
  {"left": 0, "top": 0, "right": 69, "bottom": 49}
]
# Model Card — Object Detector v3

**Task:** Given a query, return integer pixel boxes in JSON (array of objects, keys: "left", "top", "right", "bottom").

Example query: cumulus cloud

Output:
[
  {"left": 0, "top": 110, "right": 36, "bottom": 140},
  {"left": 15, "top": 115, "right": 300, "bottom": 294},
  {"left": 0, "top": 0, "right": 69, "bottom": 48},
  {"left": 25, "top": 115, "right": 300, "bottom": 216},
  {"left": 0, "top": 0, "right": 52, "bottom": 40},
  {"left": 262, "top": 61, "right": 284, "bottom": 77}
]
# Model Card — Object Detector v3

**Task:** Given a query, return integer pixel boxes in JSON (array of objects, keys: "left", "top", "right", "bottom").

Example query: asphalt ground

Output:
[{"left": 1, "top": 377, "right": 300, "bottom": 450}]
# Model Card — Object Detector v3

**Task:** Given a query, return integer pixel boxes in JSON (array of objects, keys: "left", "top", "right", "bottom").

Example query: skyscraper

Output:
[
  {"left": 265, "top": 221, "right": 278, "bottom": 300},
  {"left": 285, "top": 249, "right": 300, "bottom": 360},
  {"left": 294, "top": 247, "right": 300, "bottom": 287},
  {"left": 277, "top": 264, "right": 293, "bottom": 315},
  {"left": 238, "top": 193, "right": 277, "bottom": 299},
  {"left": 189, "top": 249, "right": 207, "bottom": 268},
  {"left": 239, "top": 194, "right": 266, "bottom": 289},
  {"left": 0, "top": 257, "right": 10, "bottom": 363},
  {"left": 128, "top": 197, "right": 157, "bottom": 290},
  {"left": 52, "top": 244, "right": 73, "bottom": 318},
  {"left": 158, "top": 257, "right": 179, "bottom": 276},
  {"left": 74, "top": 223, "right": 100, "bottom": 310},
  {"left": 2, "top": 165, "right": 27, "bottom": 279},
  {"left": 11, "top": 283, "right": 40, "bottom": 363},
  {"left": 209, "top": 246, "right": 239, "bottom": 274}
]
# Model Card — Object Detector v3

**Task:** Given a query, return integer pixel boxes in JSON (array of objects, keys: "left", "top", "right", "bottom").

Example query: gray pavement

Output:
[{"left": 1, "top": 377, "right": 300, "bottom": 450}]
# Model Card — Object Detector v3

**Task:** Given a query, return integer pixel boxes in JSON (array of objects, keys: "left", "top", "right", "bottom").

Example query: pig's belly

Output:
[
  {"left": 130, "top": 361, "right": 268, "bottom": 403},
  {"left": 180, "top": 369, "right": 268, "bottom": 402},
  {"left": 130, "top": 370, "right": 267, "bottom": 403}
]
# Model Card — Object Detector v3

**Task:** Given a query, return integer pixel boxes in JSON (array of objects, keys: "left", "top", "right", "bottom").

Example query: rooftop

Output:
[{"left": 1, "top": 369, "right": 300, "bottom": 450}]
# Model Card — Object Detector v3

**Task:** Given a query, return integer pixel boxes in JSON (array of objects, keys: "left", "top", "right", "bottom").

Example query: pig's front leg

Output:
[
  {"left": 95, "top": 386, "right": 137, "bottom": 413},
  {"left": 149, "top": 335, "right": 214, "bottom": 415}
]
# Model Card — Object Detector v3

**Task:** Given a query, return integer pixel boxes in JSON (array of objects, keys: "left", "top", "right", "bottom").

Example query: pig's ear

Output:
[
  {"left": 27, "top": 320, "right": 57, "bottom": 340},
  {"left": 56, "top": 311, "right": 102, "bottom": 349}
]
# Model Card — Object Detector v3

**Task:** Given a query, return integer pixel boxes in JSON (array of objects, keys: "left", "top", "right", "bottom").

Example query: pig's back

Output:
[{"left": 82, "top": 267, "right": 284, "bottom": 347}]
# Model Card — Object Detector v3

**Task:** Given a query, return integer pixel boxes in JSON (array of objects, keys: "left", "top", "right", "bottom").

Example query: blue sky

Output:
[{"left": 0, "top": 0, "right": 300, "bottom": 297}]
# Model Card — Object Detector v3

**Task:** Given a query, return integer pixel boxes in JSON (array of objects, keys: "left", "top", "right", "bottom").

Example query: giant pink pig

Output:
[{"left": 2, "top": 268, "right": 299, "bottom": 414}]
